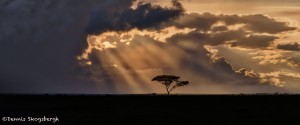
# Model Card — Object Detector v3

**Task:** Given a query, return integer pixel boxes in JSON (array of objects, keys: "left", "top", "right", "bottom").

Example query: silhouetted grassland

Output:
[{"left": 0, "top": 94, "right": 299, "bottom": 125}]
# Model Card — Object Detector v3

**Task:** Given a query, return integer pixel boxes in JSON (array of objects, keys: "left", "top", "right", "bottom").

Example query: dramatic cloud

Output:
[
  {"left": 251, "top": 50, "right": 300, "bottom": 69},
  {"left": 0, "top": 0, "right": 186, "bottom": 93},
  {"left": 80, "top": 7, "right": 298, "bottom": 93},
  {"left": 86, "top": 0, "right": 184, "bottom": 35},
  {"left": 166, "top": 13, "right": 296, "bottom": 49},
  {"left": 171, "top": 13, "right": 219, "bottom": 31},
  {"left": 258, "top": 71, "right": 300, "bottom": 87},
  {"left": 211, "top": 26, "right": 228, "bottom": 32},
  {"left": 172, "top": 13, "right": 296, "bottom": 33},
  {"left": 0, "top": 0, "right": 107, "bottom": 93},
  {"left": 277, "top": 43, "right": 300, "bottom": 51},
  {"left": 167, "top": 29, "right": 279, "bottom": 49},
  {"left": 222, "top": 14, "right": 297, "bottom": 34},
  {"left": 1, "top": 0, "right": 299, "bottom": 94},
  {"left": 82, "top": 32, "right": 286, "bottom": 94},
  {"left": 235, "top": 68, "right": 299, "bottom": 87},
  {"left": 232, "top": 35, "right": 278, "bottom": 48}
]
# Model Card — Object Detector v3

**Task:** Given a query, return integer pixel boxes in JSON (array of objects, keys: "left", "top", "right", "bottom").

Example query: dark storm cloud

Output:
[
  {"left": 0, "top": 0, "right": 107, "bottom": 93},
  {"left": 207, "top": 30, "right": 247, "bottom": 46},
  {"left": 231, "top": 35, "right": 278, "bottom": 48},
  {"left": 167, "top": 30, "right": 247, "bottom": 46},
  {"left": 171, "top": 12, "right": 219, "bottom": 31},
  {"left": 166, "top": 13, "right": 295, "bottom": 49},
  {"left": 232, "top": 14, "right": 297, "bottom": 34},
  {"left": 86, "top": 0, "right": 184, "bottom": 35},
  {"left": 277, "top": 43, "right": 300, "bottom": 51},
  {"left": 211, "top": 26, "right": 228, "bottom": 32},
  {"left": 168, "top": 30, "right": 277, "bottom": 48},
  {"left": 172, "top": 13, "right": 296, "bottom": 33},
  {"left": 166, "top": 31, "right": 210, "bottom": 44},
  {"left": 0, "top": 0, "right": 184, "bottom": 93}
]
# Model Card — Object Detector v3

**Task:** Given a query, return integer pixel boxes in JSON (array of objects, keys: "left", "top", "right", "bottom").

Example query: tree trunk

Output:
[{"left": 166, "top": 86, "right": 170, "bottom": 95}]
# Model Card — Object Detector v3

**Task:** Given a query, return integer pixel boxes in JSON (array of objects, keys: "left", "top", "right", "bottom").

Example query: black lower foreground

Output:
[{"left": 0, "top": 94, "right": 299, "bottom": 125}]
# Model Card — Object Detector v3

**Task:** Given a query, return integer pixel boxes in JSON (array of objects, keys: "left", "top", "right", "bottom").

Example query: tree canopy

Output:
[{"left": 152, "top": 75, "right": 189, "bottom": 95}]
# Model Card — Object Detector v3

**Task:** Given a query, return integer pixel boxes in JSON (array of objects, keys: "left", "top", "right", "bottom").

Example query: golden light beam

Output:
[{"left": 106, "top": 47, "right": 151, "bottom": 91}]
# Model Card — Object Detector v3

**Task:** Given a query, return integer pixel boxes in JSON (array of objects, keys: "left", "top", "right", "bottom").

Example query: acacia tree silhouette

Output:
[{"left": 152, "top": 75, "right": 189, "bottom": 95}]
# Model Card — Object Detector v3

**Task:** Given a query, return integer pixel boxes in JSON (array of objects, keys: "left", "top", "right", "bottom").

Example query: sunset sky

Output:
[{"left": 1, "top": 0, "right": 300, "bottom": 94}]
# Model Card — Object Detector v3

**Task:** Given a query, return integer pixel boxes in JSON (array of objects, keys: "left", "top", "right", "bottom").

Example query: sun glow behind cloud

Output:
[
  {"left": 78, "top": 26, "right": 193, "bottom": 62},
  {"left": 76, "top": 1, "right": 300, "bottom": 93},
  {"left": 77, "top": 25, "right": 196, "bottom": 93},
  {"left": 67, "top": 0, "right": 300, "bottom": 94}
]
